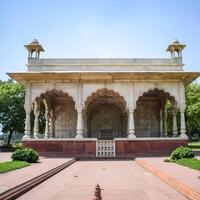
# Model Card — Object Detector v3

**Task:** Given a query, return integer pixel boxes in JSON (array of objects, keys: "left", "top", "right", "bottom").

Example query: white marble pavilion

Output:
[{"left": 7, "top": 39, "right": 200, "bottom": 157}]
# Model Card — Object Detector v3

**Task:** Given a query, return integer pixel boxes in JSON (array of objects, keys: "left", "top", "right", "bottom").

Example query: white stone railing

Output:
[{"left": 96, "top": 140, "right": 115, "bottom": 157}]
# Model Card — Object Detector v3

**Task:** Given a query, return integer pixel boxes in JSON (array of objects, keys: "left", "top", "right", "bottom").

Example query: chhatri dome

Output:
[
  {"left": 30, "top": 39, "right": 39, "bottom": 44},
  {"left": 171, "top": 39, "right": 180, "bottom": 44}
]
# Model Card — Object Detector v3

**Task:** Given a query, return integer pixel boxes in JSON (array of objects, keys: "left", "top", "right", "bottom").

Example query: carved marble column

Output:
[
  {"left": 179, "top": 83, "right": 188, "bottom": 139},
  {"left": 23, "top": 81, "right": 31, "bottom": 139},
  {"left": 172, "top": 107, "right": 178, "bottom": 136},
  {"left": 43, "top": 99, "right": 49, "bottom": 138},
  {"left": 44, "top": 113, "right": 49, "bottom": 138},
  {"left": 128, "top": 107, "right": 136, "bottom": 138},
  {"left": 83, "top": 111, "right": 88, "bottom": 137},
  {"left": 75, "top": 106, "right": 84, "bottom": 139},
  {"left": 49, "top": 110, "right": 54, "bottom": 138},
  {"left": 163, "top": 107, "right": 168, "bottom": 137},
  {"left": 33, "top": 100, "right": 40, "bottom": 138},
  {"left": 180, "top": 106, "right": 188, "bottom": 138},
  {"left": 160, "top": 109, "right": 163, "bottom": 137},
  {"left": 24, "top": 105, "right": 31, "bottom": 139}
]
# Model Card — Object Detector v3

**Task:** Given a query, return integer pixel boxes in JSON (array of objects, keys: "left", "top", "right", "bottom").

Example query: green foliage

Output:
[
  {"left": 170, "top": 146, "right": 194, "bottom": 161},
  {"left": 0, "top": 161, "right": 30, "bottom": 173},
  {"left": 185, "top": 83, "right": 200, "bottom": 137},
  {"left": 176, "top": 158, "right": 200, "bottom": 171},
  {"left": 163, "top": 158, "right": 171, "bottom": 162},
  {"left": 0, "top": 80, "right": 25, "bottom": 146},
  {"left": 12, "top": 148, "right": 39, "bottom": 163},
  {"left": 12, "top": 143, "right": 23, "bottom": 150},
  {"left": 188, "top": 142, "right": 200, "bottom": 149}
]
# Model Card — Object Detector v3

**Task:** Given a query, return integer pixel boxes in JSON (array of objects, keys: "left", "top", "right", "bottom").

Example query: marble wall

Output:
[
  {"left": 88, "top": 104, "right": 127, "bottom": 139},
  {"left": 135, "top": 101, "right": 160, "bottom": 137},
  {"left": 54, "top": 103, "right": 77, "bottom": 138}
]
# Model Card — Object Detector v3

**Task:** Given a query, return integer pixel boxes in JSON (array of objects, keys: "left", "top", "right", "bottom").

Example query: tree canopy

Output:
[
  {"left": 0, "top": 80, "right": 25, "bottom": 146},
  {"left": 185, "top": 82, "right": 200, "bottom": 135}
]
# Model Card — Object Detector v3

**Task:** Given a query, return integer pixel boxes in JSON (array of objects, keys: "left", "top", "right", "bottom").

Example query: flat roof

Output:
[{"left": 7, "top": 71, "right": 200, "bottom": 85}]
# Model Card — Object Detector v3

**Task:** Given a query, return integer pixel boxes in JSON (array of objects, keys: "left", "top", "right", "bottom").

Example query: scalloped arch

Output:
[
  {"left": 135, "top": 87, "right": 178, "bottom": 106},
  {"left": 31, "top": 89, "right": 76, "bottom": 106},
  {"left": 85, "top": 88, "right": 127, "bottom": 110}
]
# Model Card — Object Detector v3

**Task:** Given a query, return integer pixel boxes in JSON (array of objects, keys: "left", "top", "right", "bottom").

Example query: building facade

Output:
[{"left": 8, "top": 39, "right": 200, "bottom": 157}]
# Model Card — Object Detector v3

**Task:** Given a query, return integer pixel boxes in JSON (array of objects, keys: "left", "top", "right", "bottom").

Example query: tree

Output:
[
  {"left": 185, "top": 82, "right": 200, "bottom": 136},
  {"left": 0, "top": 80, "right": 25, "bottom": 147}
]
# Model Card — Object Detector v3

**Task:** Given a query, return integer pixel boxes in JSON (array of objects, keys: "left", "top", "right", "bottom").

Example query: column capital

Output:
[
  {"left": 76, "top": 105, "right": 84, "bottom": 113},
  {"left": 24, "top": 104, "right": 32, "bottom": 113},
  {"left": 128, "top": 106, "right": 135, "bottom": 113}
]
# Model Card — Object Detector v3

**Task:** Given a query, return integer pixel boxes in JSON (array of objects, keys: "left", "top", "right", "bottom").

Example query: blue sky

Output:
[{"left": 0, "top": 0, "right": 200, "bottom": 80}]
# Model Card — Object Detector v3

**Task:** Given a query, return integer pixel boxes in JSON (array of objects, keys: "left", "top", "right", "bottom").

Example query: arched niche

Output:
[
  {"left": 85, "top": 88, "right": 128, "bottom": 139},
  {"left": 33, "top": 89, "right": 77, "bottom": 138},
  {"left": 135, "top": 88, "right": 177, "bottom": 137}
]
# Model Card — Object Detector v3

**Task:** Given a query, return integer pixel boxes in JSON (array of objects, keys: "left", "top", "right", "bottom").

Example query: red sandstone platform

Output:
[{"left": 23, "top": 138, "right": 187, "bottom": 158}]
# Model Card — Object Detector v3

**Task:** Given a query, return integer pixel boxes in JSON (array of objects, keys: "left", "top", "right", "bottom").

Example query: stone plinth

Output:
[
  {"left": 23, "top": 138, "right": 97, "bottom": 158},
  {"left": 115, "top": 138, "right": 188, "bottom": 157},
  {"left": 23, "top": 138, "right": 188, "bottom": 158}
]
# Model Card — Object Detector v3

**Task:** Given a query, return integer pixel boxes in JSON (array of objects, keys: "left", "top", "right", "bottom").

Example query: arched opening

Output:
[
  {"left": 32, "top": 90, "right": 77, "bottom": 138},
  {"left": 135, "top": 88, "right": 177, "bottom": 137},
  {"left": 85, "top": 89, "right": 127, "bottom": 139}
]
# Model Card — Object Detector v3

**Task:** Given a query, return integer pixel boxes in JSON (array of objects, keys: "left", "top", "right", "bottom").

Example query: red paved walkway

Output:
[
  {"left": 0, "top": 156, "right": 73, "bottom": 193},
  {"left": 17, "top": 161, "right": 187, "bottom": 200},
  {"left": 136, "top": 157, "right": 200, "bottom": 193}
]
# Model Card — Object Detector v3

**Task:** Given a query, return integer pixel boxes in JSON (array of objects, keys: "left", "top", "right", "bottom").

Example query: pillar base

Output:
[
  {"left": 128, "top": 133, "right": 136, "bottom": 139},
  {"left": 179, "top": 133, "right": 188, "bottom": 139},
  {"left": 75, "top": 133, "right": 83, "bottom": 139},
  {"left": 23, "top": 134, "right": 30, "bottom": 139},
  {"left": 33, "top": 134, "right": 39, "bottom": 139},
  {"left": 172, "top": 130, "right": 178, "bottom": 137}
]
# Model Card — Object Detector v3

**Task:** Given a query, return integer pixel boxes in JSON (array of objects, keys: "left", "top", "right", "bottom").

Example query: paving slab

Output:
[
  {"left": 0, "top": 152, "right": 12, "bottom": 162},
  {"left": 18, "top": 160, "right": 187, "bottom": 200},
  {"left": 136, "top": 157, "right": 200, "bottom": 193},
  {"left": 0, "top": 156, "right": 73, "bottom": 193}
]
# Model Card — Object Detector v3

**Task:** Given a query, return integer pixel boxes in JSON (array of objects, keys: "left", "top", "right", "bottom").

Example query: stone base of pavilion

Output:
[{"left": 22, "top": 137, "right": 188, "bottom": 158}]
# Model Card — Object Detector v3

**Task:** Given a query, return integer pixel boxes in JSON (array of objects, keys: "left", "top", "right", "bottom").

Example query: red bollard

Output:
[{"left": 93, "top": 184, "right": 102, "bottom": 200}]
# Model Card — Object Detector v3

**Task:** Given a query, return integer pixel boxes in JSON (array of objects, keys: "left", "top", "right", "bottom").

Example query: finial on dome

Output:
[
  {"left": 24, "top": 39, "right": 45, "bottom": 59},
  {"left": 166, "top": 39, "right": 186, "bottom": 58}
]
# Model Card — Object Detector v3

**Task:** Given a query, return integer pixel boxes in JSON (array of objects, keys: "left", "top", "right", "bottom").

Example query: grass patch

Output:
[
  {"left": 163, "top": 158, "right": 171, "bottom": 162},
  {"left": 176, "top": 158, "right": 200, "bottom": 171},
  {"left": 188, "top": 142, "right": 200, "bottom": 150},
  {"left": 0, "top": 161, "right": 30, "bottom": 173}
]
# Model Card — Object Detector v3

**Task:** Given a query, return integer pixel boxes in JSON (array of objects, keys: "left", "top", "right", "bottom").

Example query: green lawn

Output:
[
  {"left": 0, "top": 161, "right": 30, "bottom": 173},
  {"left": 188, "top": 142, "right": 200, "bottom": 150},
  {"left": 176, "top": 158, "right": 200, "bottom": 171}
]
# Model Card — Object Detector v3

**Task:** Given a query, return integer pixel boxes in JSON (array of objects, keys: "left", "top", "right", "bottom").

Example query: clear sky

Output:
[{"left": 0, "top": 0, "right": 200, "bottom": 80}]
